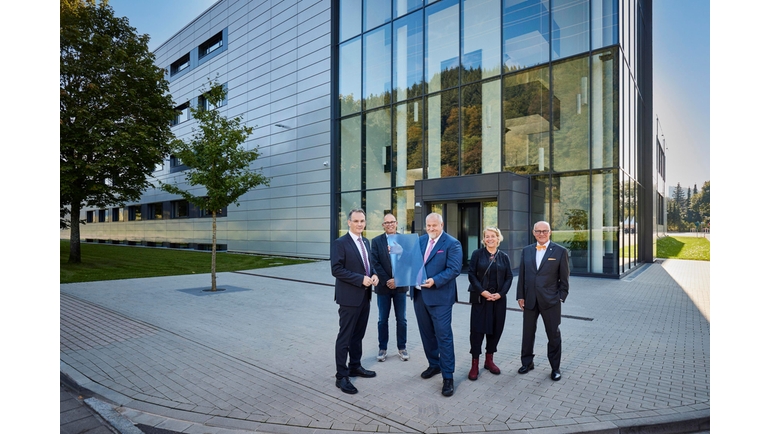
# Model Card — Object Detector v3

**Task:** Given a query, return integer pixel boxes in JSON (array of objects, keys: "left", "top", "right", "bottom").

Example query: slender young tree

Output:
[
  {"left": 161, "top": 81, "right": 269, "bottom": 291},
  {"left": 61, "top": 0, "right": 176, "bottom": 262}
]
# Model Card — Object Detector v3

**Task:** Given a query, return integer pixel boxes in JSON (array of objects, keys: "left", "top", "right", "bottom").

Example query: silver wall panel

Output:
[{"left": 77, "top": 0, "right": 333, "bottom": 260}]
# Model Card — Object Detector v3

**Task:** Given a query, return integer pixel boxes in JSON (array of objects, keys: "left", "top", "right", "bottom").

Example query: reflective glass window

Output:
[
  {"left": 503, "top": 0, "right": 549, "bottom": 72},
  {"left": 340, "top": 0, "right": 362, "bottom": 41},
  {"left": 591, "top": 49, "right": 618, "bottom": 169},
  {"left": 394, "top": 0, "right": 423, "bottom": 18},
  {"left": 393, "top": 188, "right": 416, "bottom": 233},
  {"left": 364, "top": 189, "right": 392, "bottom": 238},
  {"left": 552, "top": 56, "right": 590, "bottom": 172},
  {"left": 530, "top": 175, "right": 550, "bottom": 224},
  {"left": 551, "top": 172, "right": 590, "bottom": 273},
  {"left": 591, "top": 170, "right": 618, "bottom": 274},
  {"left": 339, "top": 37, "right": 362, "bottom": 116},
  {"left": 364, "top": 0, "right": 391, "bottom": 31},
  {"left": 393, "top": 99, "right": 424, "bottom": 186},
  {"left": 461, "top": 79, "right": 501, "bottom": 175},
  {"left": 340, "top": 116, "right": 362, "bottom": 192},
  {"left": 591, "top": 0, "right": 618, "bottom": 49},
  {"left": 364, "top": 26, "right": 392, "bottom": 109},
  {"left": 461, "top": 0, "right": 500, "bottom": 83},
  {"left": 502, "top": 65, "right": 550, "bottom": 175},
  {"left": 365, "top": 108, "right": 392, "bottom": 189},
  {"left": 339, "top": 192, "right": 363, "bottom": 237},
  {"left": 551, "top": 0, "right": 589, "bottom": 60},
  {"left": 393, "top": 11, "right": 424, "bottom": 102},
  {"left": 425, "top": 0, "right": 459, "bottom": 93},
  {"left": 426, "top": 89, "right": 459, "bottom": 178}
]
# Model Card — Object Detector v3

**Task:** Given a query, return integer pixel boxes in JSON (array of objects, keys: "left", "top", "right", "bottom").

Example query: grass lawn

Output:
[
  {"left": 61, "top": 240, "right": 315, "bottom": 284},
  {"left": 655, "top": 236, "right": 710, "bottom": 261}
]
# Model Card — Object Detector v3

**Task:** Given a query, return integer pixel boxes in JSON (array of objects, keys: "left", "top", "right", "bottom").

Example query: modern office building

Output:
[{"left": 71, "top": 0, "right": 660, "bottom": 277}]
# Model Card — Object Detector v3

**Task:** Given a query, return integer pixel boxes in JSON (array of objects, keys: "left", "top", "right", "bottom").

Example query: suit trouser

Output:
[
  {"left": 413, "top": 289, "right": 455, "bottom": 379},
  {"left": 335, "top": 299, "right": 370, "bottom": 379},
  {"left": 520, "top": 300, "right": 561, "bottom": 371}
]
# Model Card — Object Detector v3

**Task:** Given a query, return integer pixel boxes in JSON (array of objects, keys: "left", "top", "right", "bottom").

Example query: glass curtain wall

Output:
[{"left": 336, "top": 0, "right": 637, "bottom": 275}]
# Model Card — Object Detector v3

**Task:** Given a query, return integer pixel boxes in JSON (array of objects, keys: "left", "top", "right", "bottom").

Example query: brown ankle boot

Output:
[
  {"left": 484, "top": 353, "right": 500, "bottom": 375},
  {"left": 468, "top": 358, "right": 479, "bottom": 380}
]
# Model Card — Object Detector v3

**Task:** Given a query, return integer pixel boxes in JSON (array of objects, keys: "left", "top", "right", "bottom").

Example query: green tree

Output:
[
  {"left": 60, "top": 0, "right": 176, "bottom": 263},
  {"left": 161, "top": 82, "right": 270, "bottom": 291},
  {"left": 692, "top": 181, "right": 710, "bottom": 228}
]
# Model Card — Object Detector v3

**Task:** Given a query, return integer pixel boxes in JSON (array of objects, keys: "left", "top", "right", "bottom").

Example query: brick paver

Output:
[{"left": 61, "top": 259, "right": 709, "bottom": 433}]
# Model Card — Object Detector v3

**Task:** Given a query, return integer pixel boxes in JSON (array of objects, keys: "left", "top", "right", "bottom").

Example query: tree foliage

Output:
[
  {"left": 161, "top": 81, "right": 270, "bottom": 291},
  {"left": 60, "top": 0, "right": 176, "bottom": 263},
  {"left": 667, "top": 181, "right": 710, "bottom": 232}
]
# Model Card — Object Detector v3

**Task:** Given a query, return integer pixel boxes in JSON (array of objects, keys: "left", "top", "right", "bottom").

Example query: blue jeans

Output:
[{"left": 377, "top": 291, "right": 407, "bottom": 350}]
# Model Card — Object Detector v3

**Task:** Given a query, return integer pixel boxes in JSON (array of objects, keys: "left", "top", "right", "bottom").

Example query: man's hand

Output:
[
  {"left": 386, "top": 278, "right": 396, "bottom": 289},
  {"left": 420, "top": 278, "right": 435, "bottom": 288},
  {"left": 518, "top": 299, "right": 525, "bottom": 309}
]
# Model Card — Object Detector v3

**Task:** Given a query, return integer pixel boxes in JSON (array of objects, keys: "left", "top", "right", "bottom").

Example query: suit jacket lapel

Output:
[{"left": 536, "top": 244, "right": 557, "bottom": 273}]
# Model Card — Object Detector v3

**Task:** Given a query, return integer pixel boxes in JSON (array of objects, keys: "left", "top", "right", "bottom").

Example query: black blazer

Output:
[
  {"left": 515, "top": 242, "right": 570, "bottom": 310},
  {"left": 331, "top": 233, "right": 375, "bottom": 307},
  {"left": 467, "top": 248, "right": 514, "bottom": 304},
  {"left": 370, "top": 233, "right": 408, "bottom": 294}
]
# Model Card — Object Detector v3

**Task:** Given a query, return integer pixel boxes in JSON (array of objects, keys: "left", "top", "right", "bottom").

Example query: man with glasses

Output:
[
  {"left": 516, "top": 221, "right": 570, "bottom": 382},
  {"left": 370, "top": 214, "right": 410, "bottom": 362}
]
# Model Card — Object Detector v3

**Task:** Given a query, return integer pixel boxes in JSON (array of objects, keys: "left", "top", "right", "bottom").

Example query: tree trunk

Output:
[
  {"left": 211, "top": 212, "right": 217, "bottom": 291},
  {"left": 68, "top": 202, "right": 82, "bottom": 263}
]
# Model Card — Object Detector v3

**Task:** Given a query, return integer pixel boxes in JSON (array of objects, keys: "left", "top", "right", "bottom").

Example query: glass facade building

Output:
[
  {"left": 70, "top": 0, "right": 656, "bottom": 278},
  {"left": 333, "top": 0, "right": 653, "bottom": 276}
]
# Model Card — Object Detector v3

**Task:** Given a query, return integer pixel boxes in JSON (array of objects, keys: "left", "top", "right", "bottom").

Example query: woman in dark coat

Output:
[{"left": 467, "top": 227, "right": 514, "bottom": 380}]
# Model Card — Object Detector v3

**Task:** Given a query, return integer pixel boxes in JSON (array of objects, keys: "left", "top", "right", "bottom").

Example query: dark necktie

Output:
[{"left": 358, "top": 237, "right": 370, "bottom": 275}]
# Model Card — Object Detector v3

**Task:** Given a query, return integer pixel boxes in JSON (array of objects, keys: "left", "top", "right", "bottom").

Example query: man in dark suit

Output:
[
  {"left": 516, "top": 221, "right": 570, "bottom": 381},
  {"left": 410, "top": 212, "right": 462, "bottom": 396},
  {"left": 370, "top": 213, "right": 409, "bottom": 362},
  {"left": 331, "top": 208, "right": 380, "bottom": 394}
]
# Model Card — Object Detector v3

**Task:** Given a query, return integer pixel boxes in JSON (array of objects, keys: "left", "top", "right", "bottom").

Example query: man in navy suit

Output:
[
  {"left": 516, "top": 221, "right": 570, "bottom": 381},
  {"left": 331, "top": 209, "right": 380, "bottom": 394},
  {"left": 410, "top": 213, "right": 462, "bottom": 396}
]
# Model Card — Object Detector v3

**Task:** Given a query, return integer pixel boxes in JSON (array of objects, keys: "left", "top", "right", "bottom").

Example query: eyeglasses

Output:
[
  {"left": 383, "top": 221, "right": 397, "bottom": 225},
  {"left": 533, "top": 230, "right": 550, "bottom": 234}
]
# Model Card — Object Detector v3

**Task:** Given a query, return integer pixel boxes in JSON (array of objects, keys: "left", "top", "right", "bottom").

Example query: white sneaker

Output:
[
  {"left": 398, "top": 349, "right": 409, "bottom": 361},
  {"left": 377, "top": 349, "right": 387, "bottom": 362}
]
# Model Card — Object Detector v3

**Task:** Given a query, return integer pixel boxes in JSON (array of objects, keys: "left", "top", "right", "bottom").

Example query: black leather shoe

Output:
[
  {"left": 441, "top": 379, "right": 454, "bottom": 396},
  {"left": 349, "top": 366, "right": 377, "bottom": 378},
  {"left": 421, "top": 366, "right": 442, "bottom": 379},
  {"left": 336, "top": 377, "right": 358, "bottom": 394},
  {"left": 518, "top": 363, "right": 535, "bottom": 374},
  {"left": 551, "top": 370, "right": 561, "bottom": 381}
]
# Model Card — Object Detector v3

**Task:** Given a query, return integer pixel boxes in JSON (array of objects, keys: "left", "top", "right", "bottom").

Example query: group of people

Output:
[{"left": 331, "top": 210, "right": 570, "bottom": 397}]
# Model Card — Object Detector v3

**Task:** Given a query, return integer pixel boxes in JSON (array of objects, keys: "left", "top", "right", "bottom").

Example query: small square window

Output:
[
  {"left": 170, "top": 53, "right": 190, "bottom": 76},
  {"left": 112, "top": 207, "right": 122, "bottom": 222},
  {"left": 172, "top": 103, "right": 190, "bottom": 126},
  {"left": 86, "top": 211, "right": 94, "bottom": 223},
  {"left": 150, "top": 202, "right": 164, "bottom": 220},
  {"left": 199, "top": 32, "right": 224, "bottom": 58},
  {"left": 172, "top": 200, "right": 189, "bottom": 218},
  {"left": 128, "top": 206, "right": 142, "bottom": 221},
  {"left": 98, "top": 209, "right": 106, "bottom": 222}
]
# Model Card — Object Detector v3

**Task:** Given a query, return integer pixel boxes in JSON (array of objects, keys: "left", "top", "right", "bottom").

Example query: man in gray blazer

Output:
[{"left": 516, "top": 221, "right": 570, "bottom": 381}]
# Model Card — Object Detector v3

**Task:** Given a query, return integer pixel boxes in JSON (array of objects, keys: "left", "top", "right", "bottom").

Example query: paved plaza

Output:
[{"left": 60, "top": 258, "right": 709, "bottom": 433}]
